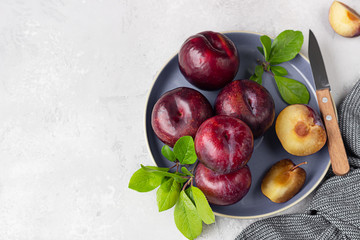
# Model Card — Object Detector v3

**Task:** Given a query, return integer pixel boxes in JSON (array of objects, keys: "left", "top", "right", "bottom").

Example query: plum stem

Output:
[
  {"left": 290, "top": 161, "right": 308, "bottom": 171},
  {"left": 266, "top": 69, "right": 274, "bottom": 77},
  {"left": 169, "top": 163, "right": 178, "bottom": 170},
  {"left": 182, "top": 178, "right": 192, "bottom": 191},
  {"left": 190, "top": 161, "right": 199, "bottom": 174},
  {"left": 257, "top": 59, "right": 273, "bottom": 76}
]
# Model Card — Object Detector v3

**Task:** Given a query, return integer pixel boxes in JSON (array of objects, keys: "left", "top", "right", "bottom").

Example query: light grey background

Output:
[{"left": 0, "top": 0, "right": 359, "bottom": 239}]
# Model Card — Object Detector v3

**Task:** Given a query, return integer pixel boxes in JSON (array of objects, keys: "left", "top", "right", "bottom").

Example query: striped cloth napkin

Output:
[{"left": 236, "top": 80, "right": 360, "bottom": 240}]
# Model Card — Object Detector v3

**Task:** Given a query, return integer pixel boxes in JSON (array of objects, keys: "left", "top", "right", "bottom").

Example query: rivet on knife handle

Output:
[{"left": 316, "top": 89, "right": 349, "bottom": 175}]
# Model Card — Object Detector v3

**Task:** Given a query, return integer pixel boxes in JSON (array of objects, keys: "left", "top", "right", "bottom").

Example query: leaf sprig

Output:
[
  {"left": 250, "top": 30, "right": 310, "bottom": 105},
  {"left": 129, "top": 136, "right": 215, "bottom": 240}
]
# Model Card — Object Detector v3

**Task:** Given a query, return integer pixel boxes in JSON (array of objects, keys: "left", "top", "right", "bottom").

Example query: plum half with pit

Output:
[
  {"left": 151, "top": 87, "right": 213, "bottom": 147},
  {"left": 275, "top": 104, "right": 327, "bottom": 156},
  {"left": 261, "top": 159, "right": 307, "bottom": 203}
]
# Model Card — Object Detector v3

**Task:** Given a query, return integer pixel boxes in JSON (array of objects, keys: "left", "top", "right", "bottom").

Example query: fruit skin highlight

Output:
[
  {"left": 329, "top": 1, "right": 360, "bottom": 37},
  {"left": 195, "top": 115, "right": 254, "bottom": 174},
  {"left": 178, "top": 31, "right": 240, "bottom": 90},
  {"left": 151, "top": 87, "right": 213, "bottom": 147},
  {"left": 195, "top": 162, "right": 252, "bottom": 206},
  {"left": 215, "top": 79, "right": 275, "bottom": 138},
  {"left": 275, "top": 104, "right": 327, "bottom": 156},
  {"left": 261, "top": 159, "right": 306, "bottom": 203}
]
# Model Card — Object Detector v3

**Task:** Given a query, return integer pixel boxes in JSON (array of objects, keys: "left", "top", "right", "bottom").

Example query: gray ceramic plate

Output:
[{"left": 145, "top": 31, "right": 330, "bottom": 219}]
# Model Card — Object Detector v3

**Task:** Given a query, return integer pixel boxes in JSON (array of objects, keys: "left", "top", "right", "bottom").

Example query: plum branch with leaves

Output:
[
  {"left": 128, "top": 136, "right": 215, "bottom": 240},
  {"left": 250, "top": 30, "right": 310, "bottom": 105}
]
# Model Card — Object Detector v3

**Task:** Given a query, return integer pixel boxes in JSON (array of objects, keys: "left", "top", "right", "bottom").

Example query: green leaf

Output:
[
  {"left": 161, "top": 145, "right": 176, "bottom": 162},
  {"left": 250, "top": 75, "right": 261, "bottom": 84},
  {"left": 128, "top": 168, "right": 164, "bottom": 192},
  {"left": 173, "top": 172, "right": 190, "bottom": 183},
  {"left": 181, "top": 167, "right": 194, "bottom": 177},
  {"left": 250, "top": 65, "right": 264, "bottom": 84},
  {"left": 160, "top": 176, "right": 170, "bottom": 184},
  {"left": 145, "top": 166, "right": 170, "bottom": 171},
  {"left": 269, "top": 30, "right": 303, "bottom": 65},
  {"left": 257, "top": 46, "right": 264, "bottom": 56},
  {"left": 271, "top": 65, "right": 288, "bottom": 76},
  {"left": 255, "top": 65, "right": 264, "bottom": 78},
  {"left": 173, "top": 136, "right": 197, "bottom": 165},
  {"left": 274, "top": 76, "right": 310, "bottom": 104},
  {"left": 174, "top": 191, "right": 202, "bottom": 240},
  {"left": 141, "top": 165, "right": 188, "bottom": 183},
  {"left": 249, "top": 74, "right": 257, "bottom": 80},
  {"left": 252, "top": 75, "right": 262, "bottom": 84},
  {"left": 260, "top": 35, "right": 272, "bottom": 61},
  {"left": 185, "top": 187, "right": 195, "bottom": 205},
  {"left": 156, "top": 177, "right": 181, "bottom": 212},
  {"left": 191, "top": 186, "right": 215, "bottom": 225}
]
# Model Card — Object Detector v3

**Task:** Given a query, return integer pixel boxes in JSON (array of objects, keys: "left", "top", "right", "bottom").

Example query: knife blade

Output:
[{"left": 308, "top": 30, "right": 349, "bottom": 176}]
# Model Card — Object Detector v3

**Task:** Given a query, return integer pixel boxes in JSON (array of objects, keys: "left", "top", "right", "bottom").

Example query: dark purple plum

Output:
[
  {"left": 195, "top": 115, "right": 253, "bottom": 174},
  {"left": 178, "top": 31, "right": 239, "bottom": 91},
  {"left": 195, "top": 162, "right": 251, "bottom": 205},
  {"left": 151, "top": 87, "right": 213, "bottom": 147},
  {"left": 215, "top": 79, "right": 275, "bottom": 138}
]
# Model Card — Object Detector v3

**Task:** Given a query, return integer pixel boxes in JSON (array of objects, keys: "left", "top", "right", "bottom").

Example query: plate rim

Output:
[{"left": 143, "top": 30, "right": 331, "bottom": 219}]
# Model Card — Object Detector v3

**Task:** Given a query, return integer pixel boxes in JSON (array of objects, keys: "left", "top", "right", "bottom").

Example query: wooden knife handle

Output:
[{"left": 316, "top": 88, "right": 349, "bottom": 176}]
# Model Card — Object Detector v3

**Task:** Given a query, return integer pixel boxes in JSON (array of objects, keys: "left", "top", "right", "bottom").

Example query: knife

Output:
[{"left": 308, "top": 30, "right": 349, "bottom": 176}]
